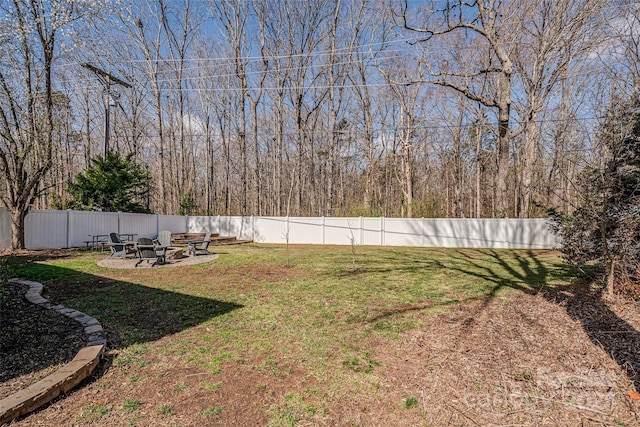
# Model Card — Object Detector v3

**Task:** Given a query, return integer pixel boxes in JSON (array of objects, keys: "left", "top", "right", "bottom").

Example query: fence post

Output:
[
  {"left": 359, "top": 216, "right": 363, "bottom": 246},
  {"left": 322, "top": 216, "right": 325, "bottom": 244},
  {"left": 380, "top": 216, "right": 384, "bottom": 246},
  {"left": 66, "top": 210, "right": 71, "bottom": 249}
]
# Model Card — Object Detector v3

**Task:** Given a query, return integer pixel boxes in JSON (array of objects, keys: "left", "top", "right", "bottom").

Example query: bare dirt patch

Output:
[{"left": 212, "top": 264, "right": 312, "bottom": 286}]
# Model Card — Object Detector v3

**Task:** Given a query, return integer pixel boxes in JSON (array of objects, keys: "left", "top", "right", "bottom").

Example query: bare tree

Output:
[
  {"left": 379, "top": 52, "right": 429, "bottom": 218},
  {"left": 6, "top": 0, "right": 621, "bottom": 223},
  {"left": 122, "top": 2, "right": 170, "bottom": 213},
  {"left": 324, "top": 0, "right": 344, "bottom": 216},
  {"left": 0, "top": 0, "right": 96, "bottom": 248},
  {"left": 159, "top": 0, "right": 203, "bottom": 213},
  {"left": 512, "top": 0, "right": 605, "bottom": 217},
  {"left": 348, "top": 0, "right": 391, "bottom": 214},
  {"left": 400, "top": 0, "right": 519, "bottom": 216},
  {"left": 258, "top": 1, "right": 291, "bottom": 216},
  {"left": 212, "top": 0, "right": 251, "bottom": 215},
  {"left": 280, "top": 0, "right": 333, "bottom": 215},
  {"left": 598, "top": 1, "right": 640, "bottom": 95}
]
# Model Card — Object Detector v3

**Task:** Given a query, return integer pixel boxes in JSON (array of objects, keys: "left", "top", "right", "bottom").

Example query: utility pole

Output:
[{"left": 81, "top": 63, "right": 132, "bottom": 155}]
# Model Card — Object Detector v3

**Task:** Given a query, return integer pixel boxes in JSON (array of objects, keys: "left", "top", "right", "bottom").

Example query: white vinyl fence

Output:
[
  {"left": 250, "top": 216, "right": 558, "bottom": 248},
  {"left": 10, "top": 210, "right": 189, "bottom": 250},
  {"left": 0, "top": 209, "right": 559, "bottom": 250}
]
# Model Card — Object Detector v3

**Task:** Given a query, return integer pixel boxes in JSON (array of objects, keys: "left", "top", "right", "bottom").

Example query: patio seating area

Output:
[{"left": 92, "top": 230, "right": 233, "bottom": 268}]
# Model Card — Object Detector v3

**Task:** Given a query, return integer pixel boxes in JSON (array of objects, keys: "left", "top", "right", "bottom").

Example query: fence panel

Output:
[
  {"left": 158, "top": 215, "right": 188, "bottom": 233},
  {"left": 220, "top": 216, "right": 255, "bottom": 240},
  {"left": 188, "top": 216, "right": 218, "bottom": 234},
  {"left": 253, "top": 217, "right": 286, "bottom": 243},
  {"left": 0, "top": 207, "right": 11, "bottom": 249},
  {"left": 25, "top": 210, "right": 69, "bottom": 249},
  {"left": 69, "top": 211, "right": 118, "bottom": 248},
  {"left": 362, "top": 218, "right": 382, "bottom": 246},
  {"left": 422, "top": 219, "right": 473, "bottom": 247},
  {"left": 422, "top": 219, "right": 446, "bottom": 247},
  {"left": 221, "top": 216, "right": 235, "bottom": 236},
  {"left": 487, "top": 219, "right": 510, "bottom": 248},
  {"left": 472, "top": 220, "right": 498, "bottom": 247},
  {"left": 238, "top": 216, "right": 254, "bottom": 240},
  {"left": 191, "top": 216, "right": 253, "bottom": 240},
  {"left": 324, "top": 217, "right": 360, "bottom": 245},
  {"left": 288, "top": 217, "right": 323, "bottom": 244},
  {"left": 118, "top": 212, "right": 158, "bottom": 240},
  {"left": 7, "top": 209, "right": 559, "bottom": 250},
  {"left": 383, "top": 218, "right": 423, "bottom": 246},
  {"left": 503, "top": 219, "right": 555, "bottom": 249},
  {"left": 462, "top": 219, "right": 496, "bottom": 248}
]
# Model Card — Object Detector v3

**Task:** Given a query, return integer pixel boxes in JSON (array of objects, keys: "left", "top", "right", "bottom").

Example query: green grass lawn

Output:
[
  {"left": 4, "top": 244, "right": 578, "bottom": 424},
  {"left": 9, "top": 244, "right": 572, "bottom": 341},
  {"left": 8, "top": 244, "right": 574, "bottom": 370}
]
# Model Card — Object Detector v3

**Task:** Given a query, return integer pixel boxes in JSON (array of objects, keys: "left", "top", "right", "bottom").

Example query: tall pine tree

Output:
[{"left": 66, "top": 151, "right": 151, "bottom": 214}]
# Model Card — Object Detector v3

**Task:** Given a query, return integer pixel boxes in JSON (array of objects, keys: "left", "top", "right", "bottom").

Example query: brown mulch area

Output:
[
  {"left": 0, "top": 281, "right": 86, "bottom": 400},
  {"left": 360, "top": 293, "right": 640, "bottom": 426}
]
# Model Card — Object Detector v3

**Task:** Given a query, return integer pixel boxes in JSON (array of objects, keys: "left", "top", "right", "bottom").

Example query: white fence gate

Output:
[{"left": 0, "top": 209, "right": 559, "bottom": 250}]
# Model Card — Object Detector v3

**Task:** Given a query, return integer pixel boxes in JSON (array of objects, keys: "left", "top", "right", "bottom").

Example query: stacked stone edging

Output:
[{"left": 0, "top": 279, "right": 105, "bottom": 424}]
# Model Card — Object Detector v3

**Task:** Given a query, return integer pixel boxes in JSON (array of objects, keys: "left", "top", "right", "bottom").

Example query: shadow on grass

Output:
[
  {"left": 282, "top": 245, "right": 640, "bottom": 390},
  {"left": 328, "top": 245, "right": 640, "bottom": 391},
  {"left": 1, "top": 252, "right": 241, "bottom": 384},
  {"left": 447, "top": 249, "right": 640, "bottom": 391}
]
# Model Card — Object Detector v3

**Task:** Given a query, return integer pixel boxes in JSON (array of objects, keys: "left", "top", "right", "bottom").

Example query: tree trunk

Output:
[
  {"left": 606, "top": 258, "right": 616, "bottom": 299},
  {"left": 252, "top": 100, "right": 262, "bottom": 215},
  {"left": 10, "top": 208, "right": 27, "bottom": 250},
  {"left": 276, "top": 92, "right": 284, "bottom": 215},
  {"left": 476, "top": 125, "right": 483, "bottom": 218},
  {"left": 401, "top": 110, "right": 414, "bottom": 218},
  {"left": 296, "top": 113, "right": 304, "bottom": 216},
  {"left": 496, "top": 72, "right": 512, "bottom": 217},
  {"left": 521, "top": 116, "right": 539, "bottom": 217}
]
